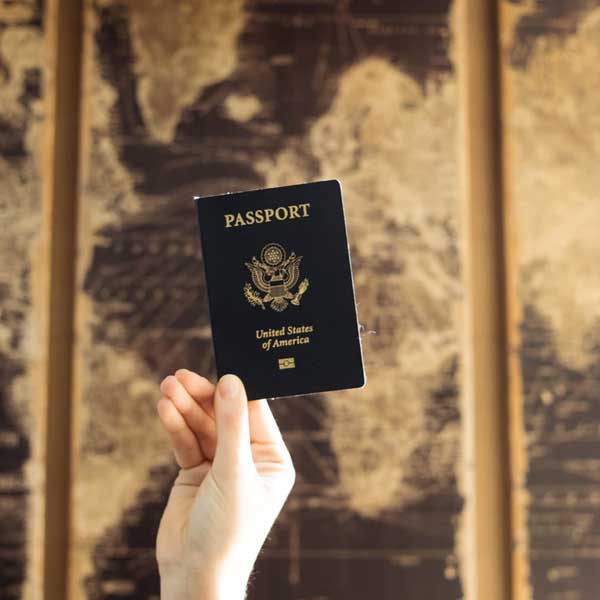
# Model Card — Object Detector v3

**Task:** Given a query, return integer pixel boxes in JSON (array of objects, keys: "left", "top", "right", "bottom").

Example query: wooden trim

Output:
[
  {"left": 496, "top": 2, "right": 530, "bottom": 598},
  {"left": 41, "top": 0, "right": 83, "bottom": 598},
  {"left": 454, "top": 1, "right": 512, "bottom": 598}
]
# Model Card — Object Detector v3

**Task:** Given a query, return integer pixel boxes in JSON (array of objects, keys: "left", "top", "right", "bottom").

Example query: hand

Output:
[{"left": 156, "top": 370, "right": 295, "bottom": 600}]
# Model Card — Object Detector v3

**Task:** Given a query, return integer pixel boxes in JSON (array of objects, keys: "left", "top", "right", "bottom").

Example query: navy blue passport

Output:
[{"left": 194, "top": 179, "right": 365, "bottom": 400}]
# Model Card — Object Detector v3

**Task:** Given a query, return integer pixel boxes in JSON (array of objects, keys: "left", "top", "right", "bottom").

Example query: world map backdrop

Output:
[{"left": 1, "top": 1, "right": 600, "bottom": 599}]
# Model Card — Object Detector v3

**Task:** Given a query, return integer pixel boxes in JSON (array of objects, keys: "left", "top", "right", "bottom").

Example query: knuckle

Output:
[
  {"left": 174, "top": 369, "right": 192, "bottom": 387},
  {"left": 157, "top": 399, "right": 185, "bottom": 434},
  {"left": 156, "top": 397, "right": 171, "bottom": 419},
  {"left": 220, "top": 404, "right": 241, "bottom": 425},
  {"left": 176, "top": 397, "right": 194, "bottom": 416},
  {"left": 159, "top": 374, "right": 176, "bottom": 396}
]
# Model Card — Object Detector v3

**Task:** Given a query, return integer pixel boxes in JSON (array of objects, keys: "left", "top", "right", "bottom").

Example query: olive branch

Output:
[{"left": 243, "top": 283, "right": 265, "bottom": 309}]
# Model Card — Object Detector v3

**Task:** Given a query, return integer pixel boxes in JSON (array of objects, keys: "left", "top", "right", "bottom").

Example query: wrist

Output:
[{"left": 159, "top": 563, "right": 250, "bottom": 600}]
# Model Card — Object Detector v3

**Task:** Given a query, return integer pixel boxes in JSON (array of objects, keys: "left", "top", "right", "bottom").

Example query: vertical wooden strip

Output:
[
  {"left": 454, "top": 1, "right": 511, "bottom": 599},
  {"left": 42, "top": 0, "right": 82, "bottom": 598},
  {"left": 499, "top": 2, "right": 600, "bottom": 599},
  {"left": 498, "top": 3, "right": 529, "bottom": 598}
]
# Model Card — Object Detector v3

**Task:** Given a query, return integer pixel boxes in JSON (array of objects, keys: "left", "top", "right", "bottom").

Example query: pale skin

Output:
[{"left": 156, "top": 370, "right": 295, "bottom": 600}]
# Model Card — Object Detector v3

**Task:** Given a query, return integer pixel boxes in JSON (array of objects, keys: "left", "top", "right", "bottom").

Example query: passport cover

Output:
[{"left": 194, "top": 179, "right": 365, "bottom": 400}]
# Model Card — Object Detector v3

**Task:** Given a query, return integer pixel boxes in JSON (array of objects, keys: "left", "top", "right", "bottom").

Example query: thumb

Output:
[{"left": 212, "top": 374, "right": 254, "bottom": 480}]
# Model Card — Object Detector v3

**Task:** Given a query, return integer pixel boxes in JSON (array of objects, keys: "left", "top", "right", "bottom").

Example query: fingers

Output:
[
  {"left": 160, "top": 374, "right": 217, "bottom": 459},
  {"left": 248, "top": 399, "right": 286, "bottom": 447},
  {"left": 174, "top": 369, "right": 215, "bottom": 419},
  {"left": 156, "top": 396, "right": 203, "bottom": 468},
  {"left": 212, "top": 374, "right": 254, "bottom": 481}
]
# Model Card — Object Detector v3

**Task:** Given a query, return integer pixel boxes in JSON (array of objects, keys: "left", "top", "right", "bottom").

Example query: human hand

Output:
[{"left": 156, "top": 370, "right": 295, "bottom": 600}]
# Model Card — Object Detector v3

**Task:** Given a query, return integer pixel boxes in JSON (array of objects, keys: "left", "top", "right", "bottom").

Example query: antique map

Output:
[
  {"left": 502, "top": 1, "right": 600, "bottom": 598},
  {"left": 71, "top": 1, "right": 466, "bottom": 598},
  {"left": 0, "top": 1, "right": 45, "bottom": 598}
]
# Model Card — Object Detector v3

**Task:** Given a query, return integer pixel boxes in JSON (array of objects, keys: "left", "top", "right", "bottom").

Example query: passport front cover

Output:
[{"left": 194, "top": 179, "right": 365, "bottom": 400}]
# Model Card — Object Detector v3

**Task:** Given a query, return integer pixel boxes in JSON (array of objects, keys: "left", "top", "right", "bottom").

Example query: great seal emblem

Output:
[{"left": 243, "top": 243, "right": 309, "bottom": 312}]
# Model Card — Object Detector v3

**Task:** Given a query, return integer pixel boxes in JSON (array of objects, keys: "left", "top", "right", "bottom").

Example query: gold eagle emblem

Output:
[{"left": 243, "top": 243, "right": 309, "bottom": 312}]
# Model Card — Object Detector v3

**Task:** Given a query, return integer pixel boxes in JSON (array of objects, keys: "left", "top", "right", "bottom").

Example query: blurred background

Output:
[{"left": 1, "top": 0, "right": 600, "bottom": 599}]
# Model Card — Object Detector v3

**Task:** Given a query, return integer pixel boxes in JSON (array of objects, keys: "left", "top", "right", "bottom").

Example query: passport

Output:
[{"left": 194, "top": 179, "right": 365, "bottom": 400}]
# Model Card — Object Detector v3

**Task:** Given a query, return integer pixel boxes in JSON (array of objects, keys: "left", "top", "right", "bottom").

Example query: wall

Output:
[{"left": 0, "top": 1, "right": 599, "bottom": 599}]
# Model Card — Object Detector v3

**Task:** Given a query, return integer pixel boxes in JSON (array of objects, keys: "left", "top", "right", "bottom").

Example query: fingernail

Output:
[{"left": 218, "top": 374, "right": 240, "bottom": 399}]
